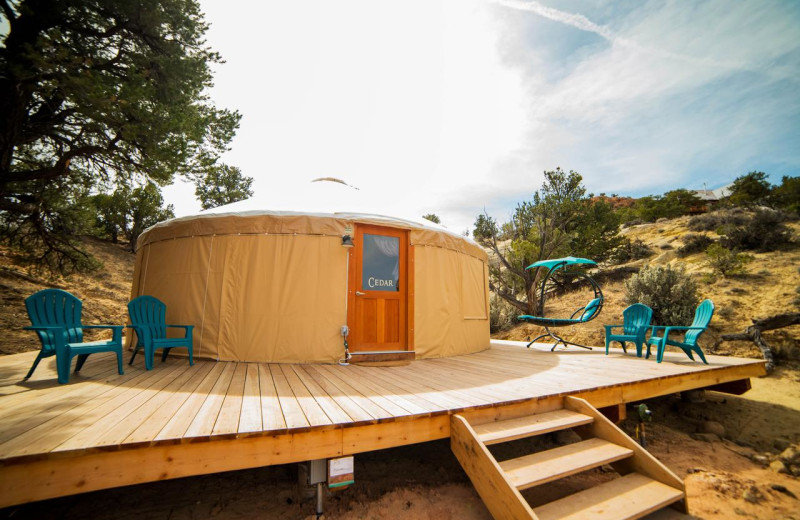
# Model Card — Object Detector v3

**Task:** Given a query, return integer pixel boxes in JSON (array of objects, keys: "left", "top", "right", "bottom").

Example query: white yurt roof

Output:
[{"left": 141, "top": 178, "right": 478, "bottom": 248}]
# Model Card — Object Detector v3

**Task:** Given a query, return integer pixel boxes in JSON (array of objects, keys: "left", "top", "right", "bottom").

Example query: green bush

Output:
[
  {"left": 720, "top": 209, "right": 794, "bottom": 252},
  {"left": 705, "top": 243, "right": 753, "bottom": 276},
  {"left": 677, "top": 234, "right": 714, "bottom": 257},
  {"left": 625, "top": 265, "right": 699, "bottom": 325}
]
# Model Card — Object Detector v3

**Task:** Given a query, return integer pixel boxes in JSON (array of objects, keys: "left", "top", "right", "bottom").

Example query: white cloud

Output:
[{"left": 164, "top": 0, "right": 800, "bottom": 234}]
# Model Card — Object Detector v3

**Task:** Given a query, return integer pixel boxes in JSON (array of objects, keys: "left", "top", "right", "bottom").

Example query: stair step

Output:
[
  {"left": 499, "top": 438, "right": 633, "bottom": 490},
  {"left": 533, "top": 472, "right": 685, "bottom": 520},
  {"left": 472, "top": 409, "right": 594, "bottom": 445}
]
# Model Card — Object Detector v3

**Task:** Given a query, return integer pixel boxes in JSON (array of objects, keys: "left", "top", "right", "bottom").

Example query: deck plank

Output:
[
  {"left": 154, "top": 361, "right": 228, "bottom": 441},
  {"left": 270, "top": 364, "right": 310, "bottom": 429},
  {"left": 305, "top": 365, "right": 394, "bottom": 420},
  {"left": 300, "top": 365, "right": 378, "bottom": 422},
  {"left": 0, "top": 366, "right": 165, "bottom": 458},
  {"left": 212, "top": 363, "right": 248, "bottom": 435},
  {"left": 238, "top": 363, "right": 263, "bottom": 434},
  {"left": 0, "top": 364, "right": 149, "bottom": 446},
  {"left": 183, "top": 362, "right": 237, "bottom": 438},
  {"left": 53, "top": 363, "right": 189, "bottom": 452},
  {"left": 258, "top": 364, "right": 286, "bottom": 430},
  {"left": 314, "top": 364, "right": 412, "bottom": 418},
  {"left": 289, "top": 365, "right": 353, "bottom": 425},
  {"left": 125, "top": 361, "right": 216, "bottom": 444},
  {"left": 88, "top": 361, "right": 204, "bottom": 448},
  {"left": 279, "top": 364, "right": 332, "bottom": 427}
]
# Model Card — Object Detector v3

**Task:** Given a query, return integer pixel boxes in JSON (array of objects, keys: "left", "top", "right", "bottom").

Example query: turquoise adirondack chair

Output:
[
  {"left": 647, "top": 299, "right": 715, "bottom": 364},
  {"left": 127, "top": 295, "right": 194, "bottom": 370},
  {"left": 604, "top": 303, "right": 653, "bottom": 358},
  {"left": 24, "top": 289, "right": 124, "bottom": 384}
]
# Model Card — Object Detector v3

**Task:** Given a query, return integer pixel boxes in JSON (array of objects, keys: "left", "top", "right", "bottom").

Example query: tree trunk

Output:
[{"left": 718, "top": 312, "right": 800, "bottom": 373}]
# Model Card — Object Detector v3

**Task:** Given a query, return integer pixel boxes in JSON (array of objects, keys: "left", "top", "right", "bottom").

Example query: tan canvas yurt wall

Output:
[{"left": 130, "top": 183, "right": 489, "bottom": 364}]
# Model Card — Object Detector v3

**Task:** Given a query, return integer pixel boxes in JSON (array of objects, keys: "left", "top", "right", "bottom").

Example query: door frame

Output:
[{"left": 346, "top": 224, "right": 414, "bottom": 352}]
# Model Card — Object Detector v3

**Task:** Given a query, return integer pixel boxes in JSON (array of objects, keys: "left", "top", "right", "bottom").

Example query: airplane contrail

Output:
[{"left": 488, "top": 0, "right": 735, "bottom": 69}]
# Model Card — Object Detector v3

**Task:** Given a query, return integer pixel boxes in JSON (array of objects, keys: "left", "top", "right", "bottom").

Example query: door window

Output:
[{"left": 361, "top": 233, "right": 400, "bottom": 291}]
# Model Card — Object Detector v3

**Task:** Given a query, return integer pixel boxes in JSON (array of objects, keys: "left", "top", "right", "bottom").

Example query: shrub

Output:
[
  {"left": 608, "top": 238, "right": 653, "bottom": 264},
  {"left": 489, "top": 295, "right": 519, "bottom": 333},
  {"left": 621, "top": 218, "right": 645, "bottom": 228},
  {"left": 720, "top": 209, "right": 794, "bottom": 252},
  {"left": 705, "top": 243, "right": 753, "bottom": 276},
  {"left": 688, "top": 209, "right": 748, "bottom": 232},
  {"left": 716, "top": 306, "right": 735, "bottom": 320},
  {"left": 677, "top": 234, "right": 714, "bottom": 257},
  {"left": 625, "top": 265, "right": 699, "bottom": 325}
]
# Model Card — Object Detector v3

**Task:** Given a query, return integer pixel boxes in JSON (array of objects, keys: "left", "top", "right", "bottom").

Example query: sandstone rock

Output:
[
  {"left": 750, "top": 454, "right": 770, "bottom": 466},
  {"left": 701, "top": 421, "right": 725, "bottom": 437},
  {"left": 770, "top": 460, "right": 790, "bottom": 474},
  {"left": 779, "top": 445, "right": 800, "bottom": 465}
]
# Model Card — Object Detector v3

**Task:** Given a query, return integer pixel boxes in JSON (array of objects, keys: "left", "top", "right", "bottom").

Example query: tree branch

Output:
[
  {"left": 716, "top": 312, "right": 800, "bottom": 373},
  {"left": 489, "top": 281, "right": 528, "bottom": 313},
  {"left": 0, "top": 0, "right": 16, "bottom": 22},
  {"left": 0, "top": 197, "right": 38, "bottom": 213}
]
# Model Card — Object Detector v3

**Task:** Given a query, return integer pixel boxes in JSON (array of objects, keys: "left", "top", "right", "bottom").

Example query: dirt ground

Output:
[{"left": 1, "top": 221, "right": 799, "bottom": 519}]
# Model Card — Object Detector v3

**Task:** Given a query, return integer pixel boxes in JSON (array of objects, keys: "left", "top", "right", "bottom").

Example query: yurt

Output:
[{"left": 130, "top": 179, "right": 490, "bottom": 364}]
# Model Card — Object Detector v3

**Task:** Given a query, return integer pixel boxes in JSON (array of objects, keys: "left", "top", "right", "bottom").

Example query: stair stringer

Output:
[
  {"left": 451, "top": 414, "right": 539, "bottom": 520},
  {"left": 563, "top": 396, "right": 688, "bottom": 514}
]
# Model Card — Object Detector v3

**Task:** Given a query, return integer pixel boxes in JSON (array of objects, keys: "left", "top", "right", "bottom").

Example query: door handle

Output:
[{"left": 355, "top": 291, "right": 366, "bottom": 296}]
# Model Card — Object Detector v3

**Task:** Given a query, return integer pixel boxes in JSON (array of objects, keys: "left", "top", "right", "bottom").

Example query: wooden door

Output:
[{"left": 348, "top": 225, "right": 408, "bottom": 352}]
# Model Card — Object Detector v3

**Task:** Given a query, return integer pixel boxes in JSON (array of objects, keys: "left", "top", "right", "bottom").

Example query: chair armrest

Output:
[
  {"left": 166, "top": 325, "right": 194, "bottom": 330},
  {"left": 604, "top": 324, "right": 624, "bottom": 332},
  {"left": 24, "top": 325, "right": 64, "bottom": 331},
  {"left": 661, "top": 326, "right": 707, "bottom": 332},
  {"left": 82, "top": 324, "right": 123, "bottom": 342},
  {"left": 83, "top": 325, "right": 124, "bottom": 331}
]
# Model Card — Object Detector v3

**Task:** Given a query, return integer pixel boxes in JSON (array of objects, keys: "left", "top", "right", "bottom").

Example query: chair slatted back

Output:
[
  {"left": 25, "top": 289, "right": 84, "bottom": 352},
  {"left": 128, "top": 296, "right": 168, "bottom": 342},
  {"left": 623, "top": 303, "right": 653, "bottom": 335},
  {"left": 686, "top": 299, "right": 714, "bottom": 345}
]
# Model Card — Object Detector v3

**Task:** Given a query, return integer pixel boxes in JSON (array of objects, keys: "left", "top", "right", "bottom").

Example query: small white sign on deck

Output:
[{"left": 328, "top": 456, "right": 354, "bottom": 488}]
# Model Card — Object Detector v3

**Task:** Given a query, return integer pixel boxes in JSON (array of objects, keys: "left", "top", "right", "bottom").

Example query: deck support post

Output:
[
  {"left": 315, "top": 482, "right": 324, "bottom": 518},
  {"left": 598, "top": 403, "right": 626, "bottom": 423},
  {"left": 704, "top": 378, "right": 752, "bottom": 396}
]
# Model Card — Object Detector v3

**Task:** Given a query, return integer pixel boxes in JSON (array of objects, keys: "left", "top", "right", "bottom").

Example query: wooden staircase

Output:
[{"left": 451, "top": 396, "right": 687, "bottom": 520}]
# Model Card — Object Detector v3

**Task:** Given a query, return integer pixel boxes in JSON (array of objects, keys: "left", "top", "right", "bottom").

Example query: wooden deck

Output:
[{"left": 0, "top": 340, "right": 765, "bottom": 507}]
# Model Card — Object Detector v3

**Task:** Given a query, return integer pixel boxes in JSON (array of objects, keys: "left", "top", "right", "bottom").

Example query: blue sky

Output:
[{"left": 161, "top": 0, "right": 800, "bottom": 233}]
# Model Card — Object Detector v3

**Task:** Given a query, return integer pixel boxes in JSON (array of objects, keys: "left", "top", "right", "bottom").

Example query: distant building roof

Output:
[{"left": 692, "top": 185, "right": 732, "bottom": 202}]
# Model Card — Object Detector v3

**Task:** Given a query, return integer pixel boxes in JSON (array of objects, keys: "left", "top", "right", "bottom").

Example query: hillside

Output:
[
  {"left": 0, "top": 238, "right": 135, "bottom": 355},
  {"left": 494, "top": 215, "right": 800, "bottom": 363}
]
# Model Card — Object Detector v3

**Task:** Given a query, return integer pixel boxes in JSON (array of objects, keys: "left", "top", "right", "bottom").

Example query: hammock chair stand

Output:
[{"left": 517, "top": 257, "right": 604, "bottom": 352}]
